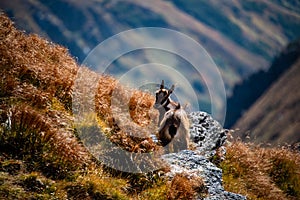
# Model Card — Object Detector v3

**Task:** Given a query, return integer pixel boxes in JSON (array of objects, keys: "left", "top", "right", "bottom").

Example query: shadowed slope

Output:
[{"left": 233, "top": 59, "right": 300, "bottom": 145}]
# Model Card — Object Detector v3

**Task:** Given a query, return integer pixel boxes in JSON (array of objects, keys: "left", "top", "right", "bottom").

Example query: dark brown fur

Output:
[
  {"left": 154, "top": 80, "right": 190, "bottom": 152},
  {"left": 154, "top": 80, "right": 178, "bottom": 124}
]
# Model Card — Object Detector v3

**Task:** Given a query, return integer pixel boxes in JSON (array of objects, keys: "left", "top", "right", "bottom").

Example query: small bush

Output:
[
  {"left": 0, "top": 159, "right": 23, "bottom": 175},
  {"left": 167, "top": 173, "right": 207, "bottom": 200},
  {"left": 138, "top": 184, "right": 168, "bottom": 200},
  {"left": 21, "top": 173, "right": 46, "bottom": 193},
  {"left": 65, "top": 173, "right": 129, "bottom": 200},
  {"left": 267, "top": 147, "right": 300, "bottom": 198}
]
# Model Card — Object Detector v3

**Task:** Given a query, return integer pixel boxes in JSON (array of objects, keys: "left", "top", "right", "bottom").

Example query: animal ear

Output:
[
  {"left": 160, "top": 80, "right": 165, "bottom": 89},
  {"left": 169, "top": 84, "right": 175, "bottom": 94}
]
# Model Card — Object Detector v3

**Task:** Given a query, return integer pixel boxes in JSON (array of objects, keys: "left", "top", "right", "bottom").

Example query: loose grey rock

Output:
[
  {"left": 162, "top": 150, "right": 246, "bottom": 200},
  {"left": 161, "top": 111, "right": 246, "bottom": 200},
  {"left": 188, "top": 111, "right": 227, "bottom": 158}
]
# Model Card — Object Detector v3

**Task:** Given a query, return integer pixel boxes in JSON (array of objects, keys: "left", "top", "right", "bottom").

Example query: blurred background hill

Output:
[
  {"left": 1, "top": 0, "right": 299, "bottom": 145},
  {"left": 233, "top": 41, "right": 300, "bottom": 145}
]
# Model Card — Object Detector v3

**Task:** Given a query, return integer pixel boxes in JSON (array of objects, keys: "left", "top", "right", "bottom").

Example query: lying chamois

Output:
[{"left": 154, "top": 80, "right": 190, "bottom": 152}]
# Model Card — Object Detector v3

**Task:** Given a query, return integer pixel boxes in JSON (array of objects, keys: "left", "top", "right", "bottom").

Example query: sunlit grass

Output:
[{"left": 221, "top": 141, "right": 300, "bottom": 200}]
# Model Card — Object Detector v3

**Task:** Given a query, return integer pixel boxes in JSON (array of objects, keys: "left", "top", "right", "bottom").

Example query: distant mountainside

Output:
[
  {"left": 233, "top": 54, "right": 300, "bottom": 145},
  {"left": 1, "top": 0, "right": 300, "bottom": 84},
  {"left": 1, "top": 0, "right": 300, "bottom": 122},
  {"left": 225, "top": 38, "right": 300, "bottom": 128}
]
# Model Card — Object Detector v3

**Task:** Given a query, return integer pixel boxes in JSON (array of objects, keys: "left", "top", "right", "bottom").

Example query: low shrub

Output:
[{"left": 167, "top": 173, "right": 207, "bottom": 200}]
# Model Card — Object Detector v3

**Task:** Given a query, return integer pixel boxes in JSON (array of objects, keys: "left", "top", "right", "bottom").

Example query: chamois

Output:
[
  {"left": 154, "top": 80, "right": 178, "bottom": 124},
  {"left": 154, "top": 80, "right": 190, "bottom": 152}
]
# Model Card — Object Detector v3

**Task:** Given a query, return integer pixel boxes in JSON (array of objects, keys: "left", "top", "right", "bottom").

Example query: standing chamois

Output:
[
  {"left": 154, "top": 80, "right": 190, "bottom": 152},
  {"left": 154, "top": 80, "right": 178, "bottom": 124}
]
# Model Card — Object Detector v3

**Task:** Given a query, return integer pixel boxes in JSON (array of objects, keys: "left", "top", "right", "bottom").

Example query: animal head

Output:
[{"left": 154, "top": 80, "right": 175, "bottom": 109}]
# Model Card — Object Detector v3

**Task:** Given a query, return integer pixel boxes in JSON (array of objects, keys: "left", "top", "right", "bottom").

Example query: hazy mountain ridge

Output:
[
  {"left": 233, "top": 44, "right": 300, "bottom": 145},
  {"left": 1, "top": 0, "right": 299, "bottom": 86},
  {"left": 225, "top": 38, "right": 300, "bottom": 128}
]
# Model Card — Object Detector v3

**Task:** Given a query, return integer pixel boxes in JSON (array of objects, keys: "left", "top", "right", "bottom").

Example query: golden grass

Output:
[
  {"left": 221, "top": 141, "right": 300, "bottom": 200},
  {"left": 137, "top": 172, "right": 207, "bottom": 200},
  {"left": 95, "top": 76, "right": 159, "bottom": 153},
  {"left": 0, "top": 13, "right": 90, "bottom": 178},
  {"left": 0, "top": 11, "right": 159, "bottom": 171},
  {"left": 0, "top": 11, "right": 164, "bottom": 195},
  {"left": 166, "top": 173, "right": 207, "bottom": 200},
  {"left": 0, "top": 157, "right": 129, "bottom": 199}
]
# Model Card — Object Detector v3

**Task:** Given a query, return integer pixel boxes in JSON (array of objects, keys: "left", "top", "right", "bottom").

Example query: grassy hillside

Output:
[
  {"left": 1, "top": 13, "right": 299, "bottom": 200},
  {"left": 0, "top": 12, "right": 204, "bottom": 199}
]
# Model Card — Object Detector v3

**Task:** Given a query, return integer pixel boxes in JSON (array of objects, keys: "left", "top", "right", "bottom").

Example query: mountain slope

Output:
[
  {"left": 1, "top": 0, "right": 300, "bottom": 89},
  {"left": 233, "top": 58, "right": 300, "bottom": 145},
  {"left": 225, "top": 38, "right": 300, "bottom": 128}
]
